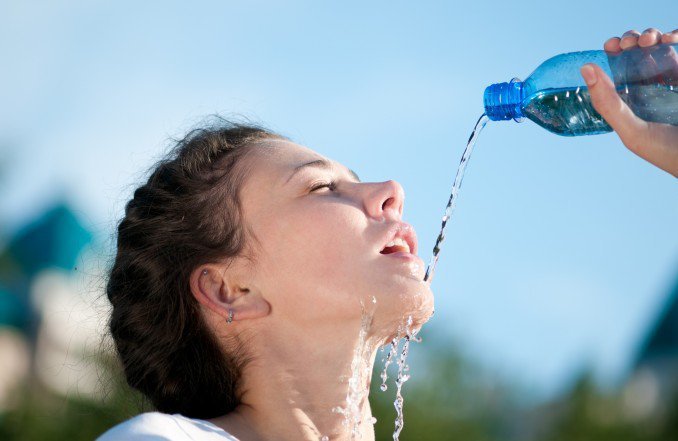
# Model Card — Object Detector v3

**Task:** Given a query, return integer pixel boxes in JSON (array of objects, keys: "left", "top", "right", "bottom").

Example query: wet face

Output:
[{"left": 239, "top": 139, "right": 433, "bottom": 339}]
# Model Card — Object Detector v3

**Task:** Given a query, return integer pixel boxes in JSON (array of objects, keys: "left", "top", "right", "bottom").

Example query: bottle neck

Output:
[{"left": 484, "top": 79, "right": 524, "bottom": 121}]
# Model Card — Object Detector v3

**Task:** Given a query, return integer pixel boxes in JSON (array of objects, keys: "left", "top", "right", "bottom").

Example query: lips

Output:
[
  {"left": 379, "top": 223, "right": 418, "bottom": 256},
  {"left": 381, "top": 237, "right": 411, "bottom": 254}
]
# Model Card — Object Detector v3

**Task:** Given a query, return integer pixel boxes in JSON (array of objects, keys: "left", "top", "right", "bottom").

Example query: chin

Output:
[
  {"left": 404, "top": 283, "right": 435, "bottom": 329},
  {"left": 368, "top": 279, "right": 434, "bottom": 343}
]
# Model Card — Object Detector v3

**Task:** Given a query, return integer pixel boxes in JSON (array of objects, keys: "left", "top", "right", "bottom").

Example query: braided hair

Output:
[{"left": 107, "top": 118, "right": 282, "bottom": 418}]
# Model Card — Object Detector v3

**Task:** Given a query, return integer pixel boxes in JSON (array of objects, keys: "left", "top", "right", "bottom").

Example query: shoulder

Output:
[
  {"left": 96, "top": 412, "right": 184, "bottom": 440},
  {"left": 96, "top": 412, "right": 239, "bottom": 441}
]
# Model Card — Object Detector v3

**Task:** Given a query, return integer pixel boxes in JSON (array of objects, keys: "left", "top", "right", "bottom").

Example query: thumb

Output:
[{"left": 580, "top": 63, "right": 648, "bottom": 149}]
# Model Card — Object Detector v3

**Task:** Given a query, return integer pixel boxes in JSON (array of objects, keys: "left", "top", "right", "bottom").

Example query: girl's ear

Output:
[{"left": 190, "top": 265, "right": 271, "bottom": 323}]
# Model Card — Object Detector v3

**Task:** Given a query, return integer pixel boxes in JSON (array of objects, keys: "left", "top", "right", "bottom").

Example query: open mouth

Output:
[
  {"left": 380, "top": 237, "right": 412, "bottom": 255},
  {"left": 379, "top": 224, "right": 417, "bottom": 256}
]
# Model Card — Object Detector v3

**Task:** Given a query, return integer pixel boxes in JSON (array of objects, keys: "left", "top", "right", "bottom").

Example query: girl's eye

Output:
[{"left": 310, "top": 181, "right": 337, "bottom": 192}]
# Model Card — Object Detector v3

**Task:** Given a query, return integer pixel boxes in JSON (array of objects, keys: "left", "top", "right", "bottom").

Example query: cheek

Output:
[
  {"left": 253, "top": 204, "right": 370, "bottom": 322},
  {"left": 294, "top": 207, "right": 366, "bottom": 276},
  {"left": 257, "top": 202, "right": 368, "bottom": 286}
]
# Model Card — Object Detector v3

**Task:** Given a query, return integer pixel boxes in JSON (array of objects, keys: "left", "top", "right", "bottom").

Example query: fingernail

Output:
[{"left": 581, "top": 64, "right": 597, "bottom": 86}]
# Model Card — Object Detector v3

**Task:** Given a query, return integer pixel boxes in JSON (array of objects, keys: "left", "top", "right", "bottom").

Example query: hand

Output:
[{"left": 580, "top": 28, "right": 678, "bottom": 177}]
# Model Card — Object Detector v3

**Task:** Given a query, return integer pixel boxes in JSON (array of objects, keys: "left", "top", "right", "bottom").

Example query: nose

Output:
[{"left": 362, "top": 180, "right": 405, "bottom": 221}]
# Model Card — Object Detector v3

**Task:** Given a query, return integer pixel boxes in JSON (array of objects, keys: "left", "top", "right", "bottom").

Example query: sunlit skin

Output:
[
  {"left": 189, "top": 139, "right": 433, "bottom": 441},
  {"left": 582, "top": 28, "right": 678, "bottom": 177},
  {"left": 180, "top": 29, "right": 676, "bottom": 441}
]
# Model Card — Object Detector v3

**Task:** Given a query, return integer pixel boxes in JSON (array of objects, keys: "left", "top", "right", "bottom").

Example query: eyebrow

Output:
[{"left": 285, "top": 159, "right": 361, "bottom": 184}]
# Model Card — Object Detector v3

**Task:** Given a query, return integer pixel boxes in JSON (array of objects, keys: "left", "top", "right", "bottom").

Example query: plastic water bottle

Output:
[{"left": 483, "top": 43, "right": 678, "bottom": 136}]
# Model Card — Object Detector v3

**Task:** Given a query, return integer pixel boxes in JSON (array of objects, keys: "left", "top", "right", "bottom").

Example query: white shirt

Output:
[{"left": 96, "top": 412, "right": 239, "bottom": 440}]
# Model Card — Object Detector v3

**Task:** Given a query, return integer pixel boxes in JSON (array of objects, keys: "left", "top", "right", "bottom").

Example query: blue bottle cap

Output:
[{"left": 484, "top": 78, "right": 524, "bottom": 121}]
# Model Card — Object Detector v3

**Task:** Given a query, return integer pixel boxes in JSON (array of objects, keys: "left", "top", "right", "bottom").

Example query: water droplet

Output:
[
  {"left": 389, "top": 316, "right": 423, "bottom": 441},
  {"left": 380, "top": 337, "right": 399, "bottom": 392}
]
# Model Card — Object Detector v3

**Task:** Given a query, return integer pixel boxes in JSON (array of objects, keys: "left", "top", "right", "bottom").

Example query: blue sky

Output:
[{"left": 1, "top": 1, "right": 676, "bottom": 399}]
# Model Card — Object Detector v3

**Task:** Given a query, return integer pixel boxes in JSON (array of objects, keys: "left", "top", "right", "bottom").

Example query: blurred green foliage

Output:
[
  {"left": 370, "top": 331, "right": 677, "bottom": 441},
  {"left": 0, "top": 331, "right": 675, "bottom": 440},
  {"left": 0, "top": 355, "right": 148, "bottom": 441}
]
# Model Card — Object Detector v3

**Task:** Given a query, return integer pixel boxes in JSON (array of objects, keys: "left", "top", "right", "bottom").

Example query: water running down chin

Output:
[
  {"left": 332, "top": 297, "right": 378, "bottom": 440},
  {"left": 331, "top": 115, "right": 484, "bottom": 440}
]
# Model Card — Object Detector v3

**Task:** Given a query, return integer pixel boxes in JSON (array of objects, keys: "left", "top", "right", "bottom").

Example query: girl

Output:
[{"left": 98, "top": 28, "right": 678, "bottom": 441}]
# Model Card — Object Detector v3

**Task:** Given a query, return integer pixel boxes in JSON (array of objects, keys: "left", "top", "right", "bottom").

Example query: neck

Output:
[{"left": 212, "top": 316, "right": 384, "bottom": 441}]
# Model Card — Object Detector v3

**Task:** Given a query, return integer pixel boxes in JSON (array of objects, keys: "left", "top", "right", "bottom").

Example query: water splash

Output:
[
  {"left": 423, "top": 114, "right": 489, "bottom": 283},
  {"left": 378, "top": 316, "right": 420, "bottom": 440},
  {"left": 333, "top": 299, "right": 377, "bottom": 439},
  {"left": 380, "top": 337, "right": 399, "bottom": 392},
  {"left": 392, "top": 316, "right": 418, "bottom": 441}
]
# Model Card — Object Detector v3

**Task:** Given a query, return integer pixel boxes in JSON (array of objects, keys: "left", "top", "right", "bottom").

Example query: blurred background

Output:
[{"left": 1, "top": 1, "right": 676, "bottom": 440}]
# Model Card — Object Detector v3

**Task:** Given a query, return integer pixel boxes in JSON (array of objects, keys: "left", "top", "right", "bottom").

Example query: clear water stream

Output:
[
  {"left": 379, "top": 114, "right": 489, "bottom": 440},
  {"left": 423, "top": 114, "right": 489, "bottom": 283},
  {"left": 333, "top": 115, "right": 489, "bottom": 441}
]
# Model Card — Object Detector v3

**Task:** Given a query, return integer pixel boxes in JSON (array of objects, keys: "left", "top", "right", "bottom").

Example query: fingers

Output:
[
  {"left": 604, "top": 37, "right": 622, "bottom": 53},
  {"left": 596, "top": 29, "right": 678, "bottom": 176},
  {"left": 605, "top": 28, "right": 673, "bottom": 85},
  {"left": 620, "top": 30, "right": 641, "bottom": 50},
  {"left": 580, "top": 64, "right": 647, "bottom": 147},
  {"left": 653, "top": 43, "right": 678, "bottom": 85},
  {"left": 639, "top": 28, "right": 663, "bottom": 47},
  {"left": 606, "top": 28, "right": 678, "bottom": 50},
  {"left": 661, "top": 29, "right": 678, "bottom": 44},
  {"left": 581, "top": 63, "right": 678, "bottom": 176}
]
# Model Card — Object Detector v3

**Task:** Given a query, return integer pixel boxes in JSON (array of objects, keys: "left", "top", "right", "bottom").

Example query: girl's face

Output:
[{"left": 240, "top": 139, "right": 433, "bottom": 338}]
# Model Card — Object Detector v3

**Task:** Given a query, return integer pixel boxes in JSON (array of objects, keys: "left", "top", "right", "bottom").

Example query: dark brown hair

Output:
[{"left": 106, "top": 118, "right": 283, "bottom": 418}]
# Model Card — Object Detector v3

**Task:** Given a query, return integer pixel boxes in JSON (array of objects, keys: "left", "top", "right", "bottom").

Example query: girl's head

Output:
[{"left": 107, "top": 119, "right": 433, "bottom": 419}]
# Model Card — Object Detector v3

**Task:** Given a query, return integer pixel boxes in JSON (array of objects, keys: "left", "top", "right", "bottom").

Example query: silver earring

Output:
[
  {"left": 202, "top": 269, "right": 208, "bottom": 275},
  {"left": 227, "top": 309, "right": 234, "bottom": 324}
]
